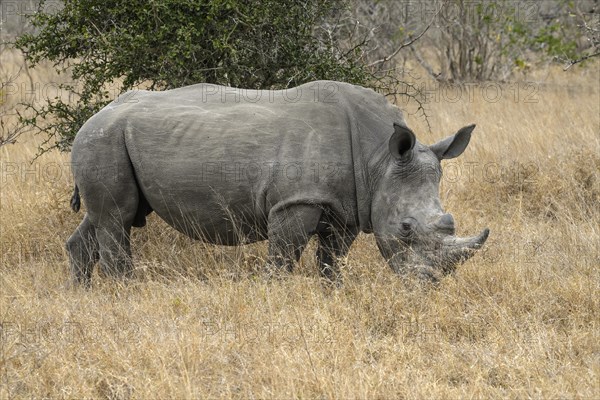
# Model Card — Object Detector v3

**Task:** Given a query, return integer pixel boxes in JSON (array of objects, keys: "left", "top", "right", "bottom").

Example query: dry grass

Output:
[{"left": 1, "top": 56, "right": 599, "bottom": 398}]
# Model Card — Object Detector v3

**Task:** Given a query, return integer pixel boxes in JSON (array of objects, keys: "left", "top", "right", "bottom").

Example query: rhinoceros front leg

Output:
[
  {"left": 266, "top": 204, "right": 322, "bottom": 275},
  {"left": 66, "top": 213, "right": 99, "bottom": 287},
  {"left": 316, "top": 226, "right": 356, "bottom": 284}
]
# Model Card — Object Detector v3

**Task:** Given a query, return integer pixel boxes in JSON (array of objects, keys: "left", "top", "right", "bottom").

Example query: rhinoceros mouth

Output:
[{"left": 383, "top": 228, "right": 490, "bottom": 279}]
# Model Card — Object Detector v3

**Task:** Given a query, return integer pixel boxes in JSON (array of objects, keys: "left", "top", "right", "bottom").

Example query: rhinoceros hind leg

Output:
[
  {"left": 83, "top": 181, "right": 139, "bottom": 280},
  {"left": 266, "top": 204, "right": 322, "bottom": 275},
  {"left": 66, "top": 213, "right": 99, "bottom": 287},
  {"left": 96, "top": 226, "right": 133, "bottom": 279}
]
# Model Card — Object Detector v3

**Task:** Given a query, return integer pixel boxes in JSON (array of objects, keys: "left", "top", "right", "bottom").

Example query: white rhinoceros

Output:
[{"left": 67, "top": 81, "right": 489, "bottom": 286}]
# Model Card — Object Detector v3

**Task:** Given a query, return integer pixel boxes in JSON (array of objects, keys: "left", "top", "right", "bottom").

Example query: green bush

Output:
[{"left": 15, "top": 0, "right": 372, "bottom": 151}]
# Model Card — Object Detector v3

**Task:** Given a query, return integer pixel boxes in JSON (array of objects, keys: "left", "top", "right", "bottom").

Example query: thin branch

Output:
[
  {"left": 563, "top": 8, "right": 600, "bottom": 70},
  {"left": 343, "top": 27, "right": 374, "bottom": 59},
  {"left": 563, "top": 51, "right": 600, "bottom": 70},
  {"left": 0, "top": 116, "right": 30, "bottom": 147},
  {"left": 0, "top": 63, "right": 27, "bottom": 147},
  {"left": 409, "top": 45, "right": 439, "bottom": 80},
  {"left": 368, "top": 1, "right": 446, "bottom": 68}
]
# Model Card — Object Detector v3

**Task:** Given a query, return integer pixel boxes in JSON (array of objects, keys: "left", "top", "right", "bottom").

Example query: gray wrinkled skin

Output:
[{"left": 66, "top": 80, "right": 489, "bottom": 286}]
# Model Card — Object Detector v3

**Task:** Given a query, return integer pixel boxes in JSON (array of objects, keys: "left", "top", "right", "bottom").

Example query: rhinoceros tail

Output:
[{"left": 70, "top": 185, "right": 81, "bottom": 212}]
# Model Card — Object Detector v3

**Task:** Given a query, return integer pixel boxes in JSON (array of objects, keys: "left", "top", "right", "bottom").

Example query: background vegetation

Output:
[
  {"left": 3, "top": 0, "right": 597, "bottom": 151},
  {"left": 11, "top": 0, "right": 374, "bottom": 151},
  {"left": 1, "top": 0, "right": 599, "bottom": 398}
]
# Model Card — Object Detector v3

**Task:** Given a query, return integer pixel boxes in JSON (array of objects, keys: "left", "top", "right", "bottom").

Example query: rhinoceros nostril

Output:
[
  {"left": 436, "top": 213, "right": 455, "bottom": 233},
  {"left": 438, "top": 213, "right": 454, "bottom": 227}
]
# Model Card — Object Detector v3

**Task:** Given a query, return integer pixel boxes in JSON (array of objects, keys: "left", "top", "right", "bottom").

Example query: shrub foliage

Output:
[{"left": 15, "top": 0, "right": 372, "bottom": 151}]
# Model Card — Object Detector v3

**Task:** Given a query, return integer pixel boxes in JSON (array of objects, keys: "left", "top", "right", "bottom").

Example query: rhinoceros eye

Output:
[{"left": 401, "top": 222, "right": 412, "bottom": 231}]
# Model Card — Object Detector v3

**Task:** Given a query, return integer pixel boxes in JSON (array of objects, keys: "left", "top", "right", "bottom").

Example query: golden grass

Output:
[{"left": 1, "top": 58, "right": 599, "bottom": 398}]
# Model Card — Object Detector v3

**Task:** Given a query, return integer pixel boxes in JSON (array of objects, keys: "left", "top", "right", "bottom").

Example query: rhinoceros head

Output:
[{"left": 371, "top": 123, "right": 489, "bottom": 282}]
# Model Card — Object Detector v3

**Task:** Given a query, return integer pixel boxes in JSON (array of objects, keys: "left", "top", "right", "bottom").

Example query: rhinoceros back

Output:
[{"left": 115, "top": 82, "right": 358, "bottom": 243}]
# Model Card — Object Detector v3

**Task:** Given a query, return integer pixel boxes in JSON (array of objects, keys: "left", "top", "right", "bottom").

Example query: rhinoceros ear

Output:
[
  {"left": 430, "top": 124, "right": 476, "bottom": 160},
  {"left": 389, "top": 123, "right": 416, "bottom": 160}
]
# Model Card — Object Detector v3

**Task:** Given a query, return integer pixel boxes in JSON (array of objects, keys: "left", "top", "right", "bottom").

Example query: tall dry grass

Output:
[{"left": 1, "top": 54, "right": 599, "bottom": 398}]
